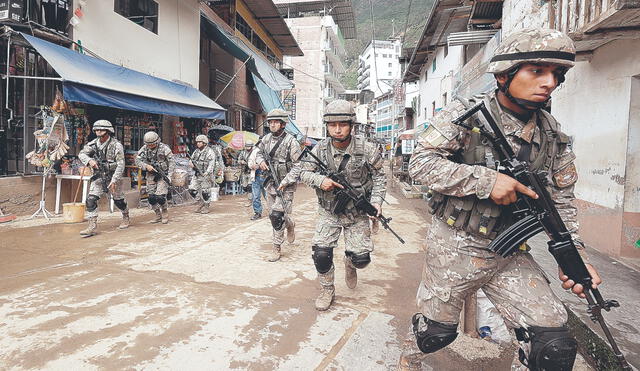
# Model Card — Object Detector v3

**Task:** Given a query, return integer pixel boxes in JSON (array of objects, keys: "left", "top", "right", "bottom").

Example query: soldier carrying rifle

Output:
[
  {"left": 78, "top": 120, "right": 128, "bottom": 237},
  {"left": 136, "top": 131, "right": 175, "bottom": 224}
]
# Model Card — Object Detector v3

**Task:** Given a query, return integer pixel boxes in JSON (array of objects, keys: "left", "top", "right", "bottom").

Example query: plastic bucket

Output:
[{"left": 63, "top": 202, "right": 85, "bottom": 223}]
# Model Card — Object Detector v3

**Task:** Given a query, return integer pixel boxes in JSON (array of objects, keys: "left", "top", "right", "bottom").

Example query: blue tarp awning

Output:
[
  {"left": 251, "top": 72, "right": 302, "bottom": 138},
  {"left": 21, "top": 33, "right": 226, "bottom": 120}
]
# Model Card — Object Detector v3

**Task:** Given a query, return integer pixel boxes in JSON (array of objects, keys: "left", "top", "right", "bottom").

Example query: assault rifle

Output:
[
  {"left": 186, "top": 150, "right": 202, "bottom": 177},
  {"left": 451, "top": 101, "right": 631, "bottom": 370},
  {"left": 149, "top": 162, "right": 173, "bottom": 201},
  {"left": 90, "top": 142, "right": 111, "bottom": 194},
  {"left": 301, "top": 147, "right": 405, "bottom": 244}
]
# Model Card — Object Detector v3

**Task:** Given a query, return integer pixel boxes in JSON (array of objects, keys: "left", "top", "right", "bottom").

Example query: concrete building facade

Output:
[{"left": 356, "top": 39, "right": 402, "bottom": 98}]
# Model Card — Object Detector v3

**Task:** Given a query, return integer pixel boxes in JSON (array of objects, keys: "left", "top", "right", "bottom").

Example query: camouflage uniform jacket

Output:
[
  {"left": 209, "top": 144, "right": 225, "bottom": 173},
  {"left": 237, "top": 149, "right": 251, "bottom": 174},
  {"left": 254, "top": 132, "right": 301, "bottom": 187},
  {"left": 78, "top": 136, "right": 125, "bottom": 185},
  {"left": 191, "top": 146, "right": 218, "bottom": 178},
  {"left": 135, "top": 142, "right": 176, "bottom": 176},
  {"left": 409, "top": 90, "right": 586, "bottom": 255},
  {"left": 299, "top": 136, "right": 386, "bottom": 213}
]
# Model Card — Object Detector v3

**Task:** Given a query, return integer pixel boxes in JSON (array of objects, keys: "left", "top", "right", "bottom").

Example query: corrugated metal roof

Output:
[
  {"left": 402, "top": 0, "right": 471, "bottom": 83},
  {"left": 470, "top": 0, "right": 503, "bottom": 21},
  {"left": 243, "top": 0, "right": 304, "bottom": 56},
  {"left": 448, "top": 29, "right": 499, "bottom": 46},
  {"left": 273, "top": 0, "right": 357, "bottom": 39}
]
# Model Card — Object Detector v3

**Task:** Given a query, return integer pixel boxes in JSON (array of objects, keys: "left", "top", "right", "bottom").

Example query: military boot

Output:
[
  {"left": 149, "top": 207, "right": 162, "bottom": 223},
  {"left": 195, "top": 200, "right": 204, "bottom": 214},
  {"left": 344, "top": 256, "right": 357, "bottom": 289},
  {"left": 200, "top": 203, "right": 210, "bottom": 214},
  {"left": 267, "top": 244, "right": 281, "bottom": 262},
  {"left": 315, "top": 266, "right": 335, "bottom": 311},
  {"left": 161, "top": 205, "right": 169, "bottom": 224},
  {"left": 118, "top": 212, "right": 130, "bottom": 230},
  {"left": 80, "top": 217, "right": 98, "bottom": 237},
  {"left": 286, "top": 220, "right": 296, "bottom": 243},
  {"left": 397, "top": 333, "right": 427, "bottom": 371}
]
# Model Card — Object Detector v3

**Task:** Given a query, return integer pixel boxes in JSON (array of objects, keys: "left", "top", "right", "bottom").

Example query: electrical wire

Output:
[{"left": 401, "top": 0, "right": 414, "bottom": 50}]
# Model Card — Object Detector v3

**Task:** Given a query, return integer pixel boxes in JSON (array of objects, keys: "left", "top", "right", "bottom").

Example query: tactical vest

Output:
[
  {"left": 315, "top": 136, "right": 373, "bottom": 215},
  {"left": 92, "top": 138, "right": 118, "bottom": 172},
  {"left": 428, "top": 95, "right": 571, "bottom": 239},
  {"left": 192, "top": 147, "right": 213, "bottom": 175},
  {"left": 265, "top": 133, "right": 294, "bottom": 181},
  {"left": 144, "top": 144, "right": 170, "bottom": 172}
]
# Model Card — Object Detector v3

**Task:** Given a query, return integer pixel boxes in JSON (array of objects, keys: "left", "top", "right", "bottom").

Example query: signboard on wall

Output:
[
  {"left": 282, "top": 89, "right": 296, "bottom": 120},
  {"left": 402, "top": 139, "right": 415, "bottom": 155}
]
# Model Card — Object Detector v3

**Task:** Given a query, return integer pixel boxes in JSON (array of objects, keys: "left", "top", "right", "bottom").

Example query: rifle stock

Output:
[{"left": 452, "top": 101, "right": 631, "bottom": 370}]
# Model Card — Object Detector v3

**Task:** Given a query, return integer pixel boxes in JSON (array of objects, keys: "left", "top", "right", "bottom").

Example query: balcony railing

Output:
[{"left": 550, "top": 0, "right": 640, "bottom": 52}]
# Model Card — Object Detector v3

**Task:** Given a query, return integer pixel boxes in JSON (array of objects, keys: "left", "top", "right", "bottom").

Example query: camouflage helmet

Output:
[
  {"left": 195, "top": 134, "right": 208, "bottom": 144},
  {"left": 143, "top": 131, "right": 160, "bottom": 144},
  {"left": 486, "top": 28, "right": 576, "bottom": 75},
  {"left": 323, "top": 99, "right": 355, "bottom": 124},
  {"left": 266, "top": 108, "right": 288, "bottom": 123},
  {"left": 92, "top": 120, "right": 114, "bottom": 133}
]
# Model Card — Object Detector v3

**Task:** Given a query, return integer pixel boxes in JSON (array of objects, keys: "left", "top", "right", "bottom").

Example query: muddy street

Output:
[{"left": 0, "top": 185, "right": 430, "bottom": 370}]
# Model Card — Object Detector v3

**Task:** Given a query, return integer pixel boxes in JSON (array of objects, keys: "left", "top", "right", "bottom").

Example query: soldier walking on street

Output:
[
  {"left": 188, "top": 135, "right": 219, "bottom": 214},
  {"left": 136, "top": 131, "right": 175, "bottom": 224},
  {"left": 78, "top": 120, "right": 129, "bottom": 237},
  {"left": 402, "top": 29, "right": 602, "bottom": 370},
  {"left": 290, "top": 100, "right": 386, "bottom": 311},
  {"left": 254, "top": 109, "right": 301, "bottom": 262}
]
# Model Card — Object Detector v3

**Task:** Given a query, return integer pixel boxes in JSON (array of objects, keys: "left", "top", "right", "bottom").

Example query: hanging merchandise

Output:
[{"left": 25, "top": 106, "right": 69, "bottom": 166}]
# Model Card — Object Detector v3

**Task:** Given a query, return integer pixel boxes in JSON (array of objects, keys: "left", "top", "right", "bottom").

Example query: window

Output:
[
  {"left": 114, "top": 0, "right": 159, "bottom": 34},
  {"left": 444, "top": 44, "right": 449, "bottom": 58},
  {"left": 252, "top": 33, "right": 267, "bottom": 54},
  {"left": 388, "top": 63, "right": 392, "bottom": 67},
  {"left": 432, "top": 58, "right": 437, "bottom": 72},
  {"left": 388, "top": 71, "right": 392, "bottom": 76},
  {"left": 235, "top": 14, "right": 252, "bottom": 41},
  {"left": 432, "top": 101, "right": 436, "bottom": 116},
  {"left": 442, "top": 92, "right": 447, "bottom": 107}
]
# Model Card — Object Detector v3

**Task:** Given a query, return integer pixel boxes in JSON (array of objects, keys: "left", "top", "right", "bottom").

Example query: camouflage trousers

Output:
[
  {"left": 87, "top": 177, "right": 127, "bottom": 218},
  {"left": 265, "top": 182, "right": 295, "bottom": 246},
  {"left": 145, "top": 173, "right": 169, "bottom": 196},
  {"left": 417, "top": 218, "right": 567, "bottom": 329},
  {"left": 188, "top": 174, "right": 213, "bottom": 204},
  {"left": 312, "top": 206, "right": 373, "bottom": 255},
  {"left": 402, "top": 218, "right": 568, "bottom": 370}
]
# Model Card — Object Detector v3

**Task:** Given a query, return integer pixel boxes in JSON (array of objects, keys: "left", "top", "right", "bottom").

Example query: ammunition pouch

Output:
[
  {"left": 331, "top": 190, "right": 352, "bottom": 215},
  {"left": 428, "top": 191, "right": 508, "bottom": 240}
]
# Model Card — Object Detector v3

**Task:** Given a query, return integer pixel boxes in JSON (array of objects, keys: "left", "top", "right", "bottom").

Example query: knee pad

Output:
[
  {"left": 189, "top": 189, "right": 198, "bottom": 198},
  {"left": 86, "top": 195, "right": 100, "bottom": 212},
  {"left": 157, "top": 195, "right": 166, "bottom": 205},
  {"left": 412, "top": 313, "right": 458, "bottom": 354},
  {"left": 312, "top": 245, "right": 333, "bottom": 274},
  {"left": 113, "top": 198, "right": 127, "bottom": 211},
  {"left": 148, "top": 194, "right": 158, "bottom": 205},
  {"left": 516, "top": 326, "right": 577, "bottom": 371},
  {"left": 269, "top": 210, "right": 285, "bottom": 231},
  {"left": 202, "top": 192, "right": 210, "bottom": 201},
  {"left": 346, "top": 251, "right": 371, "bottom": 269}
]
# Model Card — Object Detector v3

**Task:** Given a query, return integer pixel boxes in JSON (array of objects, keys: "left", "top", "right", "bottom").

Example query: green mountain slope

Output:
[{"left": 341, "top": 0, "right": 435, "bottom": 89}]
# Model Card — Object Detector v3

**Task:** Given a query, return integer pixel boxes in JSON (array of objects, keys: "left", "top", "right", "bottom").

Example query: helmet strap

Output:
[{"left": 498, "top": 67, "right": 549, "bottom": 111}]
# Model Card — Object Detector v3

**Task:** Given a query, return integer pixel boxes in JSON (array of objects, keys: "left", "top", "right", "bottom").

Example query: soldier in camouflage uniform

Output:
[
  {"left": 238, "top": 141, "right": 254, "bottom": 205},
  {"left": 78, "top": 120, "right": 129, "bottom": 237},
  {"left": 287, "top": 100, "right": 386, "bottom": 311},
  {"left": 254, "top": 108, "right": 301, "bottom": 262},
  {"left": 402, "top": 29, "right": 602, "bottom": 371},
  {"left": 136, "top": 131, "right": 175, "bottom": 224},
  {"left": 188, "top": 134, "right": 219, "bottom": 214}
]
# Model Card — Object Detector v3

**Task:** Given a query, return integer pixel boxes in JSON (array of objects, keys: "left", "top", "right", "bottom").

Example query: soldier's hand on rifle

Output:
[
  {"left": 88, "top": 159, "right": 98, "bottom": 169},
  {"left": 146, "top": 164, "right": 156, "bottom": 172},
  {"left": 558, "top": 264, "right": 602, "bottom": 299},
  {"left": 372, "top": 204, "right": 382, "bottom": 217},
  {"left": 259, "top": 161, "right": 269, "bottom": 171},
  {"left": 320, "top": 177, "right": 344, "bottom": 191},
  {"left": 108, "top": 182, "right": 116, "bottom": 194},
  {"left": 189, "top": 161, "right": 194, "bottom": 168},
  {"left": 490, "top": 173, "right": 539, "bottom": 205}
]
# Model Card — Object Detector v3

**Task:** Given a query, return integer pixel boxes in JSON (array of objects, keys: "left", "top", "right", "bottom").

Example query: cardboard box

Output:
[{"left": 0, "top": 0, "right": 23, "bottom": 23}]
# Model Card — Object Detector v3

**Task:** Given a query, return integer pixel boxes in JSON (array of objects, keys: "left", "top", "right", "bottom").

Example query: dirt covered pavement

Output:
[{"left": 0, "top": 185, "right": 438, "bottom": 370}]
